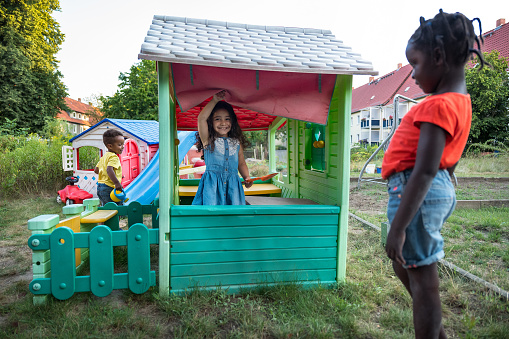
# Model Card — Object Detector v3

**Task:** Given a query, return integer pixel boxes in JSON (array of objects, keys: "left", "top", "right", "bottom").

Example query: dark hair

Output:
[
  {"left": 409, "top": 9, "right": 489, "bottom": 70},
  {"left": 103, "top": 129, "right": 124, "bottom": 146},
  {"left": 195, "top": 101, "right": 249, "bottom": 157}
]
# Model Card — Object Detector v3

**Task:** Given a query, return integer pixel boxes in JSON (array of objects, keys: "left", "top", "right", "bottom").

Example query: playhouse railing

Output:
[
  {"left": 27, "top": 198, "right": 159, "bottom": 305},
  {"left": 28, "top": 225, "right": 158, "bottom": 301}
]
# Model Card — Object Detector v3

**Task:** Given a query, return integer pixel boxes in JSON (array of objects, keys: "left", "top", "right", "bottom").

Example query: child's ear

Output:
[{"left": 433, "top": 47, "right": 444, "bottom": 66}]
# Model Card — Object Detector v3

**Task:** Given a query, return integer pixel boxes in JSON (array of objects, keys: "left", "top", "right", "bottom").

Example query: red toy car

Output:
[{"left": 57, "top": 176, "right": 93, "bottom": 205}]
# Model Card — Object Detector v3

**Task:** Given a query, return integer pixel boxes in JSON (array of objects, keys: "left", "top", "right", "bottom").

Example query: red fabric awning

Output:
[{"left": 172, "top": 64, "right": 336, "bottom": 130}]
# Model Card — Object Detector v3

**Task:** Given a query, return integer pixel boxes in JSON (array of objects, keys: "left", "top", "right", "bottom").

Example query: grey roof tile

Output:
[{"left": 139, "top": 15, "right": 377, "bottom": 75}]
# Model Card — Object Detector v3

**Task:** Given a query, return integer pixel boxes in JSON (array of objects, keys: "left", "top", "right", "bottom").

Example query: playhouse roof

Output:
[
  {"left": 139, "top": 16, "right": 376, "bottom": 75},
  {"left": 138, "top": 16, "right": 377, "bottom": 126},
  {"left": 69, "top": 119, "right": 159, "bottom": 145}
]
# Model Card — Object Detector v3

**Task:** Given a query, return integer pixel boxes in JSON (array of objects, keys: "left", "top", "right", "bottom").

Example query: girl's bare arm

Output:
[
  {"left": 197, "top": 90, "right": 226, "bottom": 146},
  {"left": 238, "top": 145, "right": 252, "bottom": 188},
  {"left": 385, "top": 122, "right": 447, "bottom": 265}
]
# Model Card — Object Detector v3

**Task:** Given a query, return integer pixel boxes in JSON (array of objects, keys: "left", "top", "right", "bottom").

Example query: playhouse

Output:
[
  {"left": 62, "top": 119, "right": 160, "bottom": 196},
  {"left": 27, "top": 15, "right": 376, "bottom": 302}
]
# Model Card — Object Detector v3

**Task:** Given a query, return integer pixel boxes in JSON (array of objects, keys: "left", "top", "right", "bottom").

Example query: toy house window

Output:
[
  {"left": 77, "top": 146, "right": 101, "bottom": 171},
  {"left": 305, "top": 123, "right": 326, "bottom": 172}
]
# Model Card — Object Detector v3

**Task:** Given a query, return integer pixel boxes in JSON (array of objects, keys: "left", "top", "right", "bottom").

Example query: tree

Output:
[
  {"left": 466, "top": 51, "right": 509, "bottom": 145},
  {"left": 0, "top": 1, "right": 67, "bottom": 133},
  {"left": 100, "top": 60, "right": 159, "bottom": 120}
]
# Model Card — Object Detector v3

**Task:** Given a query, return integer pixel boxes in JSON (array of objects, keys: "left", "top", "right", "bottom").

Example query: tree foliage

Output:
[
  {"left": 0, "top": 0, "right": 67, "bottom": 134},
  {"left": 99, "top": 60, "right": 158, "bottom": 120},
  {"left": 466, "top": 51, "right": 509, "bottom": 144}
]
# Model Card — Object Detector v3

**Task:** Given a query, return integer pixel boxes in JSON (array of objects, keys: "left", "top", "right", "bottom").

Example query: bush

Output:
[
  {"left": 350, "top": 144, "right": 384, "bottom": 162},
  {"left": 0, "top": 134, "right": 71, "bottom": 197}
]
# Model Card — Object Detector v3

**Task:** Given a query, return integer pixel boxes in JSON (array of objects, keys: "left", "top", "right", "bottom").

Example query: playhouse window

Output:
[
  {"left": 305, "top": 123, "right": 326, "bottom": 172},
  {"left": 77, "top": 146, "right": 101, "bottom": 171}
]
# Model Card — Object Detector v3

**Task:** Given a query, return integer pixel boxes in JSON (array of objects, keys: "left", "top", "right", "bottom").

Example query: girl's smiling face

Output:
[{"left": 212, "top": 109, "right": 231, "bottom": 137}]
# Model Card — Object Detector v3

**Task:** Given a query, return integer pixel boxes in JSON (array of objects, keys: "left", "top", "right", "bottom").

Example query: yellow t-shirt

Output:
[{"left": 96, "top": 152, "right": 122, "bottom": 188}]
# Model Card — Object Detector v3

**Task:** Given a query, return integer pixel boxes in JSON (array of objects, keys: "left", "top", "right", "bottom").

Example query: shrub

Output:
[{"left": 0, "top": 134, "right": 71, "bottom": 197}]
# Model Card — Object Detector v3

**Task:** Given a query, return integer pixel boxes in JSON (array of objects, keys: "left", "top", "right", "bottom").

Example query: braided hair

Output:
[
  {"left": 409, "top": 9, "right": 489, "bottom": 70},
  {"left": 195, "top": 101, "right": 250, "bottom": 158}
]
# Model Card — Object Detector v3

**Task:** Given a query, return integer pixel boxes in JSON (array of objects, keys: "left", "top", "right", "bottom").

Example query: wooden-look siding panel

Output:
[
  {"left": 171, "top": 247, "right": 338, "bottom": 265},
  {"left": 171, "top": 214, "right": 338, "bottom": 229},
  {"left": 172, "top": 225, "right": 338, "bottom": 241},
  {"left": 172, "top": 258, "right": 337, "bottom": 277},
  {"left": 171, "top": 236, "right": 337, "bottom": 252},
  {"left": 171, "top": 269, "right": 336, "bottom": 289},
  {"left": 169, "top": 207, "right": 339, "bottom": 291}
]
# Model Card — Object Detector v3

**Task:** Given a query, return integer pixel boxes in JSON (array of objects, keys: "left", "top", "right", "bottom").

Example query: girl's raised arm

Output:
[{"left": 197, "top": 90, "right": 226, "bottom": 146}]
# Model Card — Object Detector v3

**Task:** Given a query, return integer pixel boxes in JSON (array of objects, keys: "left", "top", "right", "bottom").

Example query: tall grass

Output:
[{"left": 0, "top": 135, "right": 71, "bottom": 197}]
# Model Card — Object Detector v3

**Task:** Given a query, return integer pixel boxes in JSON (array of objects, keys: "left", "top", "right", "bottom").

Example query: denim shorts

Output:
[
  {"left": 97, "top": 183, "right": 123, "bottom": 206},
  {"left": 387, "top": 169, "right": 456, "bottom": 268}
]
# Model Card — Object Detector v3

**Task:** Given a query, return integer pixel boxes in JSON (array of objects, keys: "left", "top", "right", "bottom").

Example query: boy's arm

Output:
[
  {"left": 94, "top": 167, "right": 99, "bottom": 174},
  {"left": 385, "top": 122, "right": 447, "bottom": 265},
  {"left": 107, "top": 166, "right": 123, "bottom": 190},
  {"left": 238, "top": 145, "right": 252, "bottom": 188}
]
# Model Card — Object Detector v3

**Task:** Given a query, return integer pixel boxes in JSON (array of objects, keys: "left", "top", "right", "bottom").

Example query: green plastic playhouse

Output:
[{"left": 27, "top": 16, "right": 376, "bottom": 303}]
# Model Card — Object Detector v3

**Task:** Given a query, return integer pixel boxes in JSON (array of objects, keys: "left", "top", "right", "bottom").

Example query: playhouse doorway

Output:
[{"left": 121, "top": 139, "right": 140, "bottom": 186}]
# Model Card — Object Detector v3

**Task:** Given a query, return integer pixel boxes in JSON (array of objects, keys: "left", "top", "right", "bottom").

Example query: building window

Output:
[
  {"left": 350, "top": 117, "right": 353, "bottom": 126},
  {"left": 78, "top": 113, "right": 82, "bottom": 119},
  {"left": 357, "top": 116, "right": 360, "bottom": 124}
]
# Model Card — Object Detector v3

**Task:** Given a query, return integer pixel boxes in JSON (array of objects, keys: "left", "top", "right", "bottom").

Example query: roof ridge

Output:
[{"left": 152, "top": 15, "right": 331, "bottom": 34}]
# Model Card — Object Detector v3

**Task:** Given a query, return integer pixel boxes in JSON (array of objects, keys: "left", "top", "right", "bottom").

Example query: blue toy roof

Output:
[{"left": 70, "top": 119, "right": 159, "bottom": 145}]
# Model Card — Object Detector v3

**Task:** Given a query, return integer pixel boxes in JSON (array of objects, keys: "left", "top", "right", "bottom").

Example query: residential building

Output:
[
  {"left": 57, "top": 97, "right": 101, "bottom": 134},
  {"left": 350, "top": 17, "right": 508, "bottom": 147}
]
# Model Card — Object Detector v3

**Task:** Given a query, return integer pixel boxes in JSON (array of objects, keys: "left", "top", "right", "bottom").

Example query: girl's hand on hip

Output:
[{"left": 386, "top": 229, "right": 406, "bottom": 265}]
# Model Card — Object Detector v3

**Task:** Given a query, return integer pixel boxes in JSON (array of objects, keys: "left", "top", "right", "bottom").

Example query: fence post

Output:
[
  {"left": 27, "top": 214, "right": 60, "bottom": 306},
  {"left": 381, "top": 222, "right": 389, "bottom": 247}
]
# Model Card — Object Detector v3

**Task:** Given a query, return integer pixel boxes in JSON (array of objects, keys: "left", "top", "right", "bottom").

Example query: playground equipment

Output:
[
  {"left": 357, "top": 95, "right": 419, "bottom": 188},
  {"left": 27, "top": 15, "right": 376, "bottom": 303},
  {"left": 57, "top": 176, "right": 93, "bottom": 205}
]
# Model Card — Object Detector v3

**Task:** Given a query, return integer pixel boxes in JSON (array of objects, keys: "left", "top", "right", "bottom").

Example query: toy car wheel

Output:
[
  {"left": 65, "top": 199, "right": 75, "bottom": 206},
  {"left": 56, "top": 195, "right": 62, "bottom": 204}
]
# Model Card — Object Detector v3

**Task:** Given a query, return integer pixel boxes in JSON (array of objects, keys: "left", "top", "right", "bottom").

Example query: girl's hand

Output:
[
  {"left": 213, "top": 90, "right": 227, "bottom": 102},
  {"left": 244, "top": 179, "right": 253, "bottom": 189},
  {"left": 385, "top": 229, "right": 406, "bottom": 265}
]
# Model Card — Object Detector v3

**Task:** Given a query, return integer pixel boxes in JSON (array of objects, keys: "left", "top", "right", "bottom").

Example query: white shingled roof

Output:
[{"left": 139, "top": 15, "right": 377, "bottom": 76}]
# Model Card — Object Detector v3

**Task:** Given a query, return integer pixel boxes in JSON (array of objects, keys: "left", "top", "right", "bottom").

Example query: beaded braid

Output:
[
  {"left": 195, "top": 101, "right": 250, "bottom": 158},
  {"left": 409, "top": 9, "right": 489, "bottom": 69}
]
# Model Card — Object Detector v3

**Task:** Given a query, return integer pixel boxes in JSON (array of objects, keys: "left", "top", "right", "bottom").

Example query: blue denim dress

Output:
[{"left": 192, "top": 137, "right": 246, "bottom": 205}]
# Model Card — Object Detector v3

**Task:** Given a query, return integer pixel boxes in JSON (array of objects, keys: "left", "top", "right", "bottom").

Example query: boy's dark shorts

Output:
[
  {"left": 97, "top": 183, "right": 123, "bottom": 206},
  {"left": 387, "top": 169, "right": 456, "bottom": 268}
]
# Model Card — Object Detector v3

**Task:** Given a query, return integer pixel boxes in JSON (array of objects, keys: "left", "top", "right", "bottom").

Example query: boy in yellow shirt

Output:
[{"left": 94, "top": 129, "right": 125, "bottom": 206}]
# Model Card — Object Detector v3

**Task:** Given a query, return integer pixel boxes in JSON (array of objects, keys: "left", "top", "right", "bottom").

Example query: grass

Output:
[
  {"left": 1, "top": 172, "right": 508, "bottom": 337},
  {"left": 3, "top": 211, "right": 507, "bottom": 338},
  {"left": 351, "top": 153, "right": 509, "bottom": 178}
]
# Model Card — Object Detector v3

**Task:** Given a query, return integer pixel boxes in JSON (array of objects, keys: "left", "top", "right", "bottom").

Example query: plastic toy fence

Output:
[{"left": 27, "top": 198, "right": 159, "bottom": 305}]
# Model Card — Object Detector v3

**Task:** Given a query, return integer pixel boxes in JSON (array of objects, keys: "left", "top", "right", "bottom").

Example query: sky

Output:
[{"left": 53, "top": 0, "right": 508, "bottom": 104}]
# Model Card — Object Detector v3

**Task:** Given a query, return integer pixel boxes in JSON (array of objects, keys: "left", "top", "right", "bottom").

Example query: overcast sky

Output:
[{"left": 53, "top": 0, "right": 508, "bottom": 103}]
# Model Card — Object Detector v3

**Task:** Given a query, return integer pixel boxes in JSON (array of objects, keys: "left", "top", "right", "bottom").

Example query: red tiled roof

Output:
[
  {"left": 57, "top": 98, "right": 102, "bottom": 126},
  {"left": 482, "top": 20, "right": 509, "bottom": 60},
  {"left": 176, "top": 97, "right": 277, "bottom": 131},
  {"left": 351, "top": 64, "right": 424, "bottom": 112}
]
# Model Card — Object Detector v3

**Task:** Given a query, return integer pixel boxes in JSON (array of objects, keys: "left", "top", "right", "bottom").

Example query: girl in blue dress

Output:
[{"left": 192, "top": 90, "right": 253, "bottom": 205}]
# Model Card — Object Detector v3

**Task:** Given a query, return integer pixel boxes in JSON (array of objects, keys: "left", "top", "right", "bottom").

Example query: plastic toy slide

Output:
[{"left": 124, "top": 131, "right": 196, "bottom": 205}]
